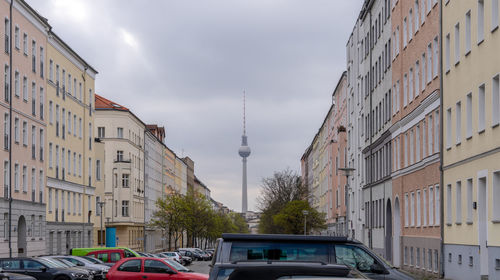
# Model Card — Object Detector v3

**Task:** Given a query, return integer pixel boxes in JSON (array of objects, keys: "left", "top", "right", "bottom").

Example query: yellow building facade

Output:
[
  {"left": 442, "top": 0, "right": 500, "bottom": 279},
  {"left": 44, "top": 33, "right": 101, "bottom": 254}
]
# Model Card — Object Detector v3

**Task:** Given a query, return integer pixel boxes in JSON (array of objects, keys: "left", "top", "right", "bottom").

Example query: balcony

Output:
[{"left": 114, "top": 158, "right": 131, "bottom": 164}]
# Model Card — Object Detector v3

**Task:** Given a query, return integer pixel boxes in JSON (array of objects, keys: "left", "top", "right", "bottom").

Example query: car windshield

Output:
[
  {"left": 36, "top": 258, "right": 64, "bottom": 268},
  {"left": 163, "top": 259, "right": 190, "bottom": 272},
  {"left": 229, "top": 242, "right": 329, "bottom": 263}
]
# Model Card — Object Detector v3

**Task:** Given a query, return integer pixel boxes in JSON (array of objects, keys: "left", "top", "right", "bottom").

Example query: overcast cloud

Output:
[{"left": 28, "top": 0, "right": 363, "bottom": 212}]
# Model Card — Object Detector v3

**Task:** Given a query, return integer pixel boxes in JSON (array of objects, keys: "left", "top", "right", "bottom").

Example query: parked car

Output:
[
  {"left": 179, "top": 248, "right": 211, "bottom": 261},
  {"left": 178, "top": 249, "right": 205, "bottom": 261},
  {"left": 70, "top": 247, "right": 140, "bottom": 258},
  {"left": 44, "top": 255, "right": 109, "bottom": 279},
  {"left": 209, "top": 262, "right": 367, "bottom": 279},
  {"left": 210, "top": 233, "right": 415, "bottom": 280},
  {"left": 106, "top": 257, "right": 208, "bottom": 280},
  {"left": 79, "top": 256, "right": 113, "bottom": 268},
  {"left": 0, "top": 257, "right": 92, "bottom": 280},
  {"left": 0, "top": 270, "right": 36, "bottom": 280},
  {"left": 160, "top": 252, "right": 185, "bottom": 264},
  {"left": 78, "top": 248, "right": 137, "bottom": 265},
  {"left": 37, "top": 257, "right": 101, "bottom": 280}
]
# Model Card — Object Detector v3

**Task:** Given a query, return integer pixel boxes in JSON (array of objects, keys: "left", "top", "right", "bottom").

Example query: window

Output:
[
  {"left": 48, "top": 188, "right": 52, "bottom": 211},
  {"left": 22, "top": 33, "right": 27, "bottom": 54},
  {"left": 98, "top": 127, "right": 105, "bottom": 138},
  {"left": 89, "top": 123, "right": 92, "bottom": 150},
  {"left": 22, "top": 121, "right": 27, "bottom": 146},
  {"left": 22, "top": 76, "right": 27, "bottom": 101},
  {"left": 122, "top": 174, "right": 129, "bottom": 188},
  {"left": 333, "top": 245, "right": 376, "bottom": 273},
  {"left": 445, "top": 34, "right": 450, "bottom": 72},
  {"left": 68, "top": 112, "right": 71, "bottom": 134},
  {"left": 433, "top": 37, "right": 438, "bottom": 78},
  {"left": 49, "top": 143, "right": 53, "bottom": 168},
  {"left": 14, "top": 118, "right": 19, "bottom": 143},
  {"left": 39, "top": 47, "right": 44, "bottom": 78},
  {"left": 467, "top": 178, "right": 473, "bottom": 223},
  {"left": 31, "top": 82, "right": 36, "bottom": 116},
  {"left": 435, "top": 184, "right": 440, "bottom": 225},
  {"left": 73, "top": 115, "right": 76, "bottom": 136},
  {"left": 429, "top": 186, "right": 434, "bottom": 225},
  {"left": 39, "top": 171, "right": 43, "bottom": 203},
  {"left": 493, "top": 0, "right": 499, "bottom": 30},
  {"left": 446, "top": 108, "right": 452, "bottom": 148},
  {"left": 423, "top": 188, "right": 427, "bottom": 226},
  {"left": 409, "top": 68, "right": 414, "bottom": 101},
  {"left": 411, "top": 192, "right": 415, "bottom": 226},
  {"left": 428, "top": 115, "right": 433, "bottom": 153},
  {"left": 31, "top": 126, "right": 36, "bottom": 159},
  {"left": 455, "top": 23, "right": 460, "bottom": 64},
  {"left": 14, "top": 164, "right": 19, "bottom": 191},
  {"left": 403, "top": 18, "right": 407, "bottom": 48},
  {"left": 96, "top": 160, "right": 101, "bottom": 181},
  {"left": 40, "top": 87, "right": 44, "bottom": 120},
  {"left": 22, "top": 165, "right": 28, "bottom": 192},
  {"left": 4, "top": 65, "right": 9, "bottom": 102},
  {"left": 4, "top": 113, "right": 9, "bottom": 150},
  {"left": 466, "top": 11, "right": 471, "bottom": 53},
  {"left": 144, "top": 260, "right": 172, "bottom": 274},
  {"left": 4, "top": 19, "right": 10, "bottom": 53},
  {"left": 14, "top": 71, "right": 19, "bottom": 97},
  {"left": 49, "top": 60, "right": 53, "bottom": 81},
  {"left": 39, "top": 129, "right": 44, "bottom": 161},
  {"left": 405, "top": 193, "right": 409, "bottom": 227},
  {"left": 49, "top": 101, "right": 53, "bottom": 124},
  {"left": 409, "top": 10, "right": 413, "bottom": 41},
  {"left": 404, "top": 74, "right": 408, "bottom": 106},
  {"left": 117, "top": 127, "right": 123, "bottom": 138},
  {"left": 493, "top": 75, "right": 500, "bottom": 126},
  {"left": 31, "top": 168, "right": 35, "bottom": 201},
  {"left": 478, "top": 0, "right": 484, "bottom": 43},
  {"left": 416, "top": 125, "right": 420, "bottom": 161},
  {"left": 79, "top": 154, "right": 82, "bottom": 177},
  {"left": 417, "top": 190, "right": 421, "bottom": 226},
  {"left": 456, "top": 181, "right": 462, "bottom": 224},
  {"left": 117, "top": 260, "right": 141, "bottom": 272},
  {"left": 479, "top": 84, "right": 486, "bottom": 132},
  {"left": 14, "top": 25, "right": 19, "bottom": 49},
  {"left": 456, "top": 102, "right": 462, "bottom": 144},
  {"left": 415, "top": 61, "right": 420, "bottom": 95},
  {"left": 493, "top": 171, "right": 500, "bottom": 221},
  {"left": 427, "top": 43, "right": 432, "bottom": 83},
  {"left": 79, "top": 118, "right": 82, "bottom": 138},
  {"left": 421, "top": 53, "right": 426, "bottom": 91},
  {"left": 415, "top": 1, "right": 420, "bottom": 31},
  {"left": 122, "top": 200, "right": 129, "bottom": 217},
  {"left": 31, "top": 40, "right": 36, "bottom": 73}
]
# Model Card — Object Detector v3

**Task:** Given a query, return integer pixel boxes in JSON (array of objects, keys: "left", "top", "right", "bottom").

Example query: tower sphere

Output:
[{"left": 239, "top": 145, "right": 251, "bottom": 157}]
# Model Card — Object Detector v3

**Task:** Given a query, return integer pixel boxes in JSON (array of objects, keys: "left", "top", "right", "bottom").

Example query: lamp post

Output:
[
  {"left": 338, "top": 167, "right": 355, "bottom": 237},
  {"left": 97, "top": 201, "right": 106, "bottom": 247},
  {"left": 302, "top": 210, "right": 309, "bottom": 236}
]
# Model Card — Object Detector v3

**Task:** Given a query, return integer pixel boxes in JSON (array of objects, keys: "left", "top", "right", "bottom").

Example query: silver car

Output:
[{"left": 44, "top": 256, "right": 109, "bottom": 280}]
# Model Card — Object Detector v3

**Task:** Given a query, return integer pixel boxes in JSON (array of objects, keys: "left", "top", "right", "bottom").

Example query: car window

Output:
[
  {"left": 64, "top": 258, "right": 84, "bottom": 266},
  {"left": 0, "top": 260, "right": 21, "bottom": 269},
  {"left": 229, "top": 242, "right": 329, "bottom": 263},
  {"left": 124, "top": 249, "right": 136, "bottom": 258},
  {"left": 23, "top": 260, "right": 45, "bottom": 270},
  {"left": 334, "top": 245, "right": 375, "bottom": 273},
  {"left": 117, "top": 259, "right": 142, "bottom": 272},
  {"left": 111, "top": 252, "right": 121, "bottom": 262},
  {"left": 97, "top": 253, "right": 109, "bottom": 263},
  {"left": 144, "top": 260, "right": 172, "bottom": 274}
]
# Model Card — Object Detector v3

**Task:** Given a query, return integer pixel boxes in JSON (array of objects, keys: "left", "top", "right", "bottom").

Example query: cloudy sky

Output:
[{"left": 29, "top": 0, "right": 363, "bottom": 212}]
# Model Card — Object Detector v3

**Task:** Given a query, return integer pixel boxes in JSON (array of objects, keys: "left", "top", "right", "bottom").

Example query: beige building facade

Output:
[
  {"left": 442, "top": 0, "right": 500, "bottom": 279},
  {"left": 0, "top": 0, "right": 48, "bottom": 257},
  {"left": 95, "top": 94, "right": 145, "bottom": 252}
]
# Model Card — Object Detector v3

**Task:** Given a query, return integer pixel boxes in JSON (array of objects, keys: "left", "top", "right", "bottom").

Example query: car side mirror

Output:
[
  {"left": 41, "top": 267, "right": 47, "bottom": 272},
  {"left": 370, "top": 263, "right": 386, "bottom": 274}
]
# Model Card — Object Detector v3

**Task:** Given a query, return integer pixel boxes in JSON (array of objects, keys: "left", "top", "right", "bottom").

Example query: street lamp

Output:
[
  {"left": 302, "top": 210, "right": 309, "bottom": 236},
  {"left": 338, "top": 167, "right": 355, "bottom": 237},
  {"left": 97, "top": 201, "right": 106, "bottom": 247}
]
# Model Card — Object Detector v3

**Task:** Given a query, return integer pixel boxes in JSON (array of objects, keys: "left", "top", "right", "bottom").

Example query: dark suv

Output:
[
  {"left": 0, "top": 258, "right": 91, "bottom": 280},
  {"left": 209, "top": 234, "right": 415, "bottom": 280}
]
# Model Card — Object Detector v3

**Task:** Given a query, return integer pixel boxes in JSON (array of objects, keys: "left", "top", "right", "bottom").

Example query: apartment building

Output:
[
  {"left": 174, "top": 156, "right": 187, "bottom": 195},
  {"left": 144, "top": 125, "right": 166, "bottom": 253},
  {"left": 390, "top": 0, "right": 441, "bottom": 276},
  {"left": 45, "top": 31, "right": 100, "bottom": 254},
  {"left": 346, "top": 16, "right": 365, "bottom": 243},
  {"left": 163, "top": 144, "right": 176, "bottom": 194},
  {"left": 95, "top": 94, "right": 145, "bottom": 252},
  {"left": 358, "top": 0, "right": 393, "bottom": 261},
  {"left": 0, "top": 0, "right": 48, "bottom": 257},
  {"left": 442, "top": 0, "right": 500, "bottom": 279}
]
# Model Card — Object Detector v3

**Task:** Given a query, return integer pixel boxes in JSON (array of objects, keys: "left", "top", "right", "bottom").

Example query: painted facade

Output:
[
  {"left": 95, "top": 94, "right": 145, "bottom": 252},
  {"left": 0, "top": 0, "right": 48, "bottom": 257},
  {"left": 390, "top": 0, "right": 441, "bottom": 276},
  {"left": 442, "top": 0, "right": 500, "bottom": 279}
]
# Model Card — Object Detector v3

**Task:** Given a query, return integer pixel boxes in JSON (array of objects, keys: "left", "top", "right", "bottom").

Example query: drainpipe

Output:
[
  {"left": 8, "top": 0, "right": 13, "bottom": 258},
  {"left": 368, "top": 10, "right": 374, "bottom": 250},
  {"left": 439, "top": 0, "right": 445, "bottom": 277},
  {"left": 143, "top": 131, "right": 146, "bottom": 252}
]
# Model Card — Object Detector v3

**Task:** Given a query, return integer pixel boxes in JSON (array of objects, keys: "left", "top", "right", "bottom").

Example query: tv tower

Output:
[{"left": 238, "top": 90, "right": 251, "bottom": 214}]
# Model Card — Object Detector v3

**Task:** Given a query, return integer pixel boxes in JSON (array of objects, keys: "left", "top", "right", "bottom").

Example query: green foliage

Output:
[
  {"left": 150, "top": 189, "right": 248, "bottom": 249},
  {"left": 273, "top": 200, "right": 326, "bottom": 234},
  {"left": 257, "top": 169, "right": 314, "bottom": 234}
]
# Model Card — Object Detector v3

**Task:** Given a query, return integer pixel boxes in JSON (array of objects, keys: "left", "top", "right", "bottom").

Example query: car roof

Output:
[{"left": 221, "top": 233, "right": 361, "bottom": 244}]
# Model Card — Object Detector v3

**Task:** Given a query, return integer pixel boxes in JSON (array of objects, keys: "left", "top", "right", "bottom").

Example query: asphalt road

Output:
[{"left": 189, "top": 260, "right": 211, "bottom": 275}]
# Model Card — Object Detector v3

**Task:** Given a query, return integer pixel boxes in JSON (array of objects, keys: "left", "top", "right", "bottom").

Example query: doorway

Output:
[
  {"left": 478, "top": 176, "right": 488, "bottom": 276},
  {"left": 393, "top": 197, "right": 401, "bottom": 267},
  {"left": 385, "top": 199, "right": 392, "bottom": 263},
  {"left": 17, "top": 216, "right": 27, "bottom": 257}
]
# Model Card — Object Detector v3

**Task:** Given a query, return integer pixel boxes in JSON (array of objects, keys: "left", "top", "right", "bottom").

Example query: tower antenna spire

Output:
[{"left": 243, "top": 90, "right": 246, "bottom": 135}]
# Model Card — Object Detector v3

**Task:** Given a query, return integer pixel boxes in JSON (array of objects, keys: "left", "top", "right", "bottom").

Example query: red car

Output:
[{"left": 106, "top": 257, "right": 208, "bottom": 280}]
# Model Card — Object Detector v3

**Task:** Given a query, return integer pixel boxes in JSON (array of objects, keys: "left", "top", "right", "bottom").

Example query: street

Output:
[{"left": 189, "top": 261, "right": 212, "bottom": 275}]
